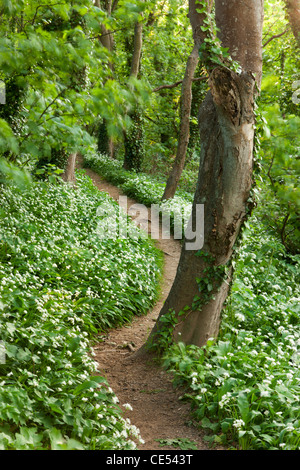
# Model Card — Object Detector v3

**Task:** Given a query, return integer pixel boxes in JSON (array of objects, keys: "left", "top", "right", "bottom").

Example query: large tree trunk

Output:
[
  {"left": 149, "top": 0, "right": 264, "bottom": 349},
  {"left": 162, "top": 0, "right": 212, "bottom": 201},
  {"left": 284, "top": 0, "right": 300, "bottom": 46}
]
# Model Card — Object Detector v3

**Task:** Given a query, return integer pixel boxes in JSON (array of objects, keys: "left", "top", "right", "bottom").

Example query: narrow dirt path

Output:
[{"left": 77, "top": 160, "right": 215, "bottom": 451}]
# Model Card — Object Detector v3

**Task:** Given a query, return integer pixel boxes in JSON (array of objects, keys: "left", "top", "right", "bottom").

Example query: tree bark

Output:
[
  {"left": 149, "top": 0, "right": 264, "bottom": 349},
  {"left": 161, "top": 45, "right": 200, "bottom": 200},
  {"left": 162, "top": 0, "right": 211, "bottom": 201},
  {"left": 130, "top": 21, "right": 143, "bottom": 78},
  {"left": 284, "top": 0, "right": 300, "bottom": 46},
  {"left": 62, "top": 152, "right": 77, "bottom": 184}
]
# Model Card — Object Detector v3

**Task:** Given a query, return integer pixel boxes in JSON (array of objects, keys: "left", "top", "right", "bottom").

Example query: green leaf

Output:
[
  {"left": 14, "top": 427, "right": 43, "bottom": 449},
  {"left": 237, "top": 392, "right": 250, "bottom": 425},
  {"left": 73, "top": 375, "right": 107, "bottom": 395},
  {"left": 48, "top": 428, "right": 66, "bottom": 450}
]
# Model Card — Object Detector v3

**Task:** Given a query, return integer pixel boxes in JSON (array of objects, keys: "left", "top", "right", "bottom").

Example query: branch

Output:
[
  {"left": 88, "top": 26, "right": 127, "bottom": 40},
  {"left": 267, "top": 153, "right": 275, "bottom": 186},
  {"left": 29, "top": 3, "right": 65, "bottom": 26},
  {"left": 38, "top": 89, "right": 66, "bottom": 122},
  {"left": 111, "top": 0, "right": 120, "bottom": 13},
  {"left": 152, "top": 76, "right": 207, "bottom": 93},
  {"left": 263, "top": 29, "right": 288, "bottom": 47}
]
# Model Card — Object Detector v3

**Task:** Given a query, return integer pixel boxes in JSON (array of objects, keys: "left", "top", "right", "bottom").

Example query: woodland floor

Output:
[{"left": 77, "top": 158, "right": 223, "bottom": 451}]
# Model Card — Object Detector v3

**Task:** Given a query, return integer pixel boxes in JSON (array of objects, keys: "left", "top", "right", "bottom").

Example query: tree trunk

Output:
[
  {"left": 130, "top": 21, "right": 143, "bottom": 78},
  {"left": 284, "top": 0, "right": 300, "bottom": 46},
  {"left": 62, "top": 152, "right": 77, "bottom": 184},
  {"left": 149, "top": 0, "right": 264, "bottom": 349},
  {"left": 162, "top": 45, "right": 200, "bottom": 200},
  {"left": 95, "top": 0, "right": 115, "bottom": 158},
  {"left": 123, "top": 16, "right": 144, "bottom": 171},
  {"left": 162, "top": 0, "right": 212, "bottom": 201}
]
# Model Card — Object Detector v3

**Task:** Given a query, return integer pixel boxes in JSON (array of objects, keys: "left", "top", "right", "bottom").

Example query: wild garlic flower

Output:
[
  {"left": 233, "top": 419, "right": 245, "bottom": 429},
  {"left": 123, "top": 403, "right": 133, "bottom": 411}
]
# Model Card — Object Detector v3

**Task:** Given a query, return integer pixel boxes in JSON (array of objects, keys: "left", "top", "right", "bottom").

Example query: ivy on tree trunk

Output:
[{"left": 149, "top": 0, "right": 264, "bottom": 349}]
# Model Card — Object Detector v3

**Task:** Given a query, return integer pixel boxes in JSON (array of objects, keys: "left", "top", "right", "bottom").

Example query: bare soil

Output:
[{"left": 78, "top": 161, "right": 220, "bottom": 451}]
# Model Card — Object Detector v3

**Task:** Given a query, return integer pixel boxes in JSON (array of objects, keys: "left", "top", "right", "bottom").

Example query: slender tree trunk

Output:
[
  {"left": 130, "top": 21, "right": 143, "bottom": 77},
  {"left": 149, "top": 0, "right": 264, "bottom": 349},
  {"left": 96, "top": 0, "right": 115, "bottom": 158},
  {"left": 162, "top": 0, "right": 211, "bottom": 200},
  {"left": 162, "top": 45, "right": 200, "bottom": 200},
  {"left": 62, "top": 152, "right": 77, "bottom": 184},
  {"left": 123, "top": 16, "right": 144, "bottom": 171}
]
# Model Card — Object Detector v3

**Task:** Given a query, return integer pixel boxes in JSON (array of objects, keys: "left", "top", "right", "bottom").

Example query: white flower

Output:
[
  {"left": 235, "top": 313, "right": 245, "bottom": 322},
  {"left": 123, "top": 403, "right": 133, "bottom": 411},
  {"left": 233, "top": 419, "right": 245, "bottom": 429},
  {"left": 286, "top": 424, "right": 294, "bottom": 432}
]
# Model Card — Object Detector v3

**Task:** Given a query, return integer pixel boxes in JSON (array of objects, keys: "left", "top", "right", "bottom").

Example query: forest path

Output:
[{"left": 77, "top": 157, "right": 213, "bottom": 451}]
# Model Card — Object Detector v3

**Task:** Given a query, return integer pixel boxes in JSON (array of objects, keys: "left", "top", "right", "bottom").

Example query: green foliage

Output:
[
  {"left": 0, "top": 157, "right": 31, "bottom": 188},
  {"left": 0, "top": 0, "right": 146, "bottom": 167},
  {"left": 258, "top": 101, "right": 300, "bottom": 254},
  {"left": 146, "top": 308, "right": 180, "bottom": 356},
  {"left": 0, "top": 171, "right": 162, "bottom": 449},
  {"left": 156, "top": 437, "right": 198, "bottom": 450},
  {"left": 257, "top": 0, "right": 300, "bottom": 254},
  {"left": 196, "top": 0, "right": 241, "bottom": 72},
  {"left": 123, "top": 110, "right": 145, "bottom": 172},
  {"left": 84, "top": 152, "right": 193, "bottom": 235},
  {"left": 162, "top": 210, "right": 300, "bottom": 450}
]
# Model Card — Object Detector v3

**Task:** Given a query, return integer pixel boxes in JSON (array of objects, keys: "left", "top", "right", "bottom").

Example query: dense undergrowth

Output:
[
  {"left": 85, "top": 153, "right": 300, "bottom": 450},
  {"left": 0, "top": 171, "right": 162, "bottom": 450},
  {"left": 0, "top": 154, "right": 299, "bottom": 450},
  {"left": 164, "top": 221, "right": 300, "bottom": 450},
  {"left": 84, "top": 152, "right": 193, "bottom": 235}
]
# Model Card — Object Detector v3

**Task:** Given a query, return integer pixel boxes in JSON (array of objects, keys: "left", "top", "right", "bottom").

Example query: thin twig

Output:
[
  {"left": 37, "top": 89, "right": 66, "bottom": 122},
  {"left": 152, "top": 76, "right": 207, "bottom": 93}
]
